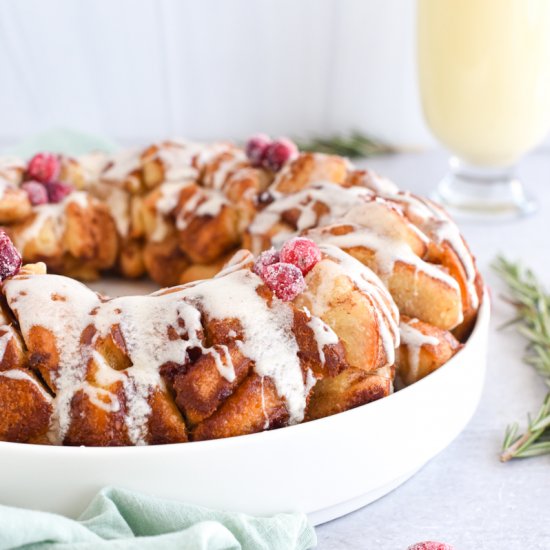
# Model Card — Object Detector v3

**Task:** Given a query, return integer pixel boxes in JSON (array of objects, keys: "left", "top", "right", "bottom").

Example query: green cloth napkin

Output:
[
  {"left": 7, "top": 128, "right": 118, "bottom": 158},
  {"left": 0, "top": 487, "right": 316, "bottom": 550}
]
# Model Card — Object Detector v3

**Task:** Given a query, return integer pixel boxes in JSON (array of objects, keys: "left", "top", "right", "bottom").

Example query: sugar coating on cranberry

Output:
[
  {"left": 245, "top": 134, "right": 272, "bottom": 167},
  {"left": 262, "top": 262, "right": 306, "bottom": 301},
  {"left": 26, "top": 153, "right": 60, "bottom": 183},
  {"left": 279, "top": 237, "right": 321, "bottom": 276},
  {"left": 407, "top": 542, "right": 455, "bottom": 550},
  {"left": 21, "top": 181, "right": 49, "bottom": 206},
  {"left": 263, "top": 138, "right": 298, "bottom": 172},
  {"left": 253, "top": 248, "right": 280, "bottom": 277},
  {"left": 0, "top": 231, "right": 22, "bottom": 281},
  {"left": 46, "top": 181, "right": 74, "bottom": 204}
]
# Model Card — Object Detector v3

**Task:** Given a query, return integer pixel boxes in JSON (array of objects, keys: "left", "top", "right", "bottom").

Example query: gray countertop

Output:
[{"left": 316, "top": 150, "right": 550, "bottom": 550}]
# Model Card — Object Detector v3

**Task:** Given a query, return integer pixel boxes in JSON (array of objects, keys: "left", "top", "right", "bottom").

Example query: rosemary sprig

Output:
[
  {"left": 295, "top": 131, "right": 396, "bottom": 158},
  {"left": 492, "top": 256, "right": 550, "bottom": 461},
  {"left": 501, "top": 395, "right": 550, "bottom": 461}
]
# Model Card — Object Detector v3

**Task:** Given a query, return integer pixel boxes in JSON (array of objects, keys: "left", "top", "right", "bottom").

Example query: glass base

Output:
[{"left": 432, "top": 157, "right": 537, "bottom": 222}]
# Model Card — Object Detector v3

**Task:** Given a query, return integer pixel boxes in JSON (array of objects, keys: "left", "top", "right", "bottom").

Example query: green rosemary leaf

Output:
[
  {"left": 502, "top": 423, "right": 519, "bottom": 451},
  {"left": 295, "top": 131, "right": 397, "bottom": 158},
  {"left": 513, "top": 440, "right": 550, "bottom": 458},
  {"left": 493, "top": 256, "right": 550, "bottom": 461}
]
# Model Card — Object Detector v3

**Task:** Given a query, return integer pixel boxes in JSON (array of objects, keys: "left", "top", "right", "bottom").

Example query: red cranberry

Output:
[
  {"left": 262, "top": 262, "right": 306, "bottom": 301},
  {"left": 280, "top": 237, "right": 321, "bottom": 276},
  {"left": 253, "top": 248, "right": 280, "bottom": 277},
  {"left": 245, "top": 134, "right": 272, "bottom": 167},
  {"left": 26, "top": 153, "right": 60, "bottom": 183},
  {"left": 407, "top": 542, "right": 455, "bottom": 550},
  {"left": 45, "top": 181, "right": 74, "bottom": 204},
  {"left": 263, "top": 138, "right": 298, "bottom": 172},
  {"left": 21, "top": 181, "right": 48, "bottom": 206},
  {"left": 0, "top": 231, "right": 22, "bottom": 281}
]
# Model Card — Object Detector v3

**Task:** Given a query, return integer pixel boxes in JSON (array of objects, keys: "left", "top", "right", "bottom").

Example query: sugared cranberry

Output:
[
  {"left": 263, "top": 262, "right": 306, "bottom": 301},
  {"left": 263, "top": 138, "right": 298, "bottom": 172},
  {"left": 21, "top": 181, "right": 48, "bottom": 206},
  {"left": 0, "top": 231, "right": 22, "bottom": 281},
  {"left": 45, "top": 181, "right": 73, "bottom": 203},
  {"left": 253, "top": 248, "right": 280, "bottom": 277},
  {"left": 245, "top": 134, "right": 272, "bottom": 167},
  {"left": 26, "top": 153, "right": 60, "bottom": 183},
  {"left": 280, "top": 237, "right": 321, "bottom": 276},
  {"left": 407, "top": 542, "right": 455, "bottom": 550}
]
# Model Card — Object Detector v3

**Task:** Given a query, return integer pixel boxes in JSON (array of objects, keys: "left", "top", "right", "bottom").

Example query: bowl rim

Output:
[{"left": 0, "top": 288, "right": 490, "bottom": 455}]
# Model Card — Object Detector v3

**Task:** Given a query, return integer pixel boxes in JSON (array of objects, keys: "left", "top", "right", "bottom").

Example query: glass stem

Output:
[{"left": 432, "top": 156, "right": 536, "bottom": 221}]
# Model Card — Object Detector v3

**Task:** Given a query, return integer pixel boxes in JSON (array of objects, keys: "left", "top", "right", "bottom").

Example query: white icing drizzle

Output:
[
  {"left": 69, "top": 141, "right": 239, "bottom": 242},
  {"left": 0, "top": 369, "right": 53, "bottom": 402},
  {"left": 0, "top": 156, "right": 25, "bottom": 185},
  {"left": 307, "top": 224, "right": 461, "bottom": 293},
  {"left": 155, "top": 181, "right": 187, "bottom": 216},
  {"left": 105, "top": 186, "right": 131, "bottom": 237},
  {"left": 180, "top": 269, "right": 309, "bottom": 424},
  {"left": 101, "top": 148, "right": 142, "bottom": 182},
  {"left": 3, "top": 255, "right": 334, "bottom": 443},
  {"left": 343, "top": 197, "right": 430, "bottom": 247},
  {"left": 210, "top": 344, "right": 235, "bottom": 382},
  {"left": 399, "top": 320, "right": 440, "bottom": 383},
  {"left": 301, "top": 306, "right": 339, "bottom": 365},
  {"left": 305, "top": 368, "right": 317, "bottom": 394},
  {"left": 153, "top": 140, "right": 231, "bottom": 183},
  {"left": 13, "top": 204, "right": 62, "bottom": 252},
  {"left": 0, "top": 329, "right": 14, "bottom": 364},
  {"left": 12, "top": 192, "right": 90, "bottom": 253},
  {"left": 91, "top": 350, "right": 126, "bottom": 386},
  {"left": 150, "top": 181, "right": 191, "bottom": 242},
  {"left": 378, "top": 190, "right": 479, "bottom": 309},
  {"left": 0, "top": 178, "right": 13, "bottom": 201},
  {"left": 5, "top": 274, "right": 100, "bottom": 443},
  {"left": 312, "top": 244, "right": 400, "bottom": 366},
  {"left": 81, "top": 382, "right": 121, "bottom": 413},
  {"left": 0, "top": 141, "right": 481, "bottom": 446},
  {"left": 260, "top": 375, "right": 269, "bottom": 430},
  {"left": 209, "top": 151, "right": 247, "bottom": 191},
  {"left": 66, "top": 190, "right": 89, "bottom": 209},
  {"left": 156, "top": 143, "right": 200, "bottom": 182},
  {"left": 196, "top": 193, "right": 228, "bottom": 218},
  {"left": 249, "top": 167, "right": 478, "bottom": 312},
  {"left": 77, "top": 152, "right": 109, "bottom": 187},
  {"left": 248, "top": 182, "right": 374, "bottom": 253},
  {"left": 358, "top": 169, "right": 400, "bottom": 195},
  {"left": 175, "top": 188, "right": 228, "bottom": 231}
]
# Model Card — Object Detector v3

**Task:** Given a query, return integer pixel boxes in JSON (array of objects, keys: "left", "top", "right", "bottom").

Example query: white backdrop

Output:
[{"left": 0, "top": 0, "right": 433, "bottom": 147}]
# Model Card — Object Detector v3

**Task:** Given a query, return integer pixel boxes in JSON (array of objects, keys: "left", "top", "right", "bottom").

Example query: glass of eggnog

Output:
[{"left": 417, "top": 0, "right": 550, "bottom": 219}]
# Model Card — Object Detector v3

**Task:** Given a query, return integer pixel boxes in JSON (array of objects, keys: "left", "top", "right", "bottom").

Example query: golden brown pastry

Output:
[
  {"left": 0, "top": 236, "right": 399, "bottom": 446},
  {"left": 0, "top": 136, "right": 483, "bottom": 446}
]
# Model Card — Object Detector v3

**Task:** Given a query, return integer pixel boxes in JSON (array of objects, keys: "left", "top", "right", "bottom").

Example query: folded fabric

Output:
[
  {"left": 0, "top": 487, "right": 316, "bottom": 550},
  {"left": 7, "top": 128, "right": 118, "bottom": 157}
]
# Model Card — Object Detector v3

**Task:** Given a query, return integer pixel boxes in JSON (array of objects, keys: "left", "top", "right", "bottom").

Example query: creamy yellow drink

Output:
[{"left": 418, "top": 0, "right": 550, "bottom": 167}]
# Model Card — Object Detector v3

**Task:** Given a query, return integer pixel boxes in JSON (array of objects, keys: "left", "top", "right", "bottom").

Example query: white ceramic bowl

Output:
[{"left": 0, "top": 291, "right": 489, "bottom": 525}]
